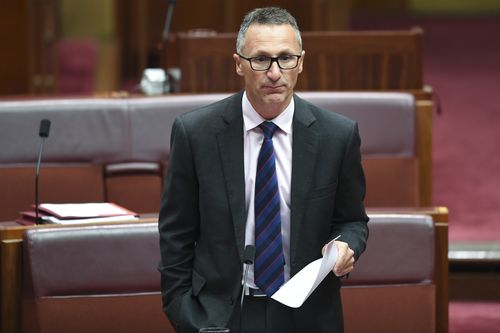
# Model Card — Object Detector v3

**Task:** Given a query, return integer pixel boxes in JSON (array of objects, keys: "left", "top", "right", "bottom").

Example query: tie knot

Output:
[{"left": 259, "top": 122, "right": 279, "bottom": 139}]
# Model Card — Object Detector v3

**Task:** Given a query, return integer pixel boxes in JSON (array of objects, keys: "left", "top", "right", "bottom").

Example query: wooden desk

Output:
[{"left": 0, "top": 217, "right": 157, "bottom": 333}]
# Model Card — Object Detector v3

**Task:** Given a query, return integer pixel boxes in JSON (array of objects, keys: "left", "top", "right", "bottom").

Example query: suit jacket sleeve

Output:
[
  {"left": 330, "top": 122, "right": 369, "bottom": 260},
  {"left": 158, "top": 116, "right": 199, "bottom": 326}
]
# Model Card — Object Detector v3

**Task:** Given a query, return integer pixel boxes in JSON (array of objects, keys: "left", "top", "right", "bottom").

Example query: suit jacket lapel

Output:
[
  {"left": 215, "top": 93, "right": 318, "bottom": 263},
  {"left": 216, "top": 93, "right": 246, "bottom": 259},
  {"left": 290, "top": 95, "right": 318, "bottom": 267}
]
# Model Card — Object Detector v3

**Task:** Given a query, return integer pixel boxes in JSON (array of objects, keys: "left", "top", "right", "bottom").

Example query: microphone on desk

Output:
[
  {"left": 35, "top": 119, "right": 51, "bottom": 224},
  {"left": 142, "top": 0, "right": 177, "bottom": 95},
  {"left": 162, "top": 0, "right": 177, "bottom": 44},
  {"left": 160, "top": 0, "right": 177, "bottom": 93}
]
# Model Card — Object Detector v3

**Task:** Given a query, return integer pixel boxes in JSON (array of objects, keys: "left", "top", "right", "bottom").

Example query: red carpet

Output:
[
  {"left": 353, "top": 16, "right": 500, "bottom": 242},
  {"left": 411, "top": 18, "right": 500, "bottom": 332},
  {"left": 424, "top": 17, "right": 500, "bottom": 242},
  {"left": 450, "top": 301, "right": 500, "bottom": 333},
  {"left": 353, "top": 15, "right": 500, "bottom": 332}
]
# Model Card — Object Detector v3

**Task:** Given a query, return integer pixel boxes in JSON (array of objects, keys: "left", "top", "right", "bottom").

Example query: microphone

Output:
[
  {"left": 239, "top": 245, "right": 255, "bottom": 333},
  {"left": 160, "top": 0, "right": 177, "bottom": 93},
  {"left": 162, "top": 0, "right": 177, "bottom": 43},
  {"left": 240, "top": 245, "right": 255, "bottom": 308},
  {"left": 35, "top": 119, "right": 51, "bottom": 224}
]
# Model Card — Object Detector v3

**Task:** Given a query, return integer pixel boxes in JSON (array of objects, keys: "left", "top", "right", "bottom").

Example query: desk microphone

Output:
[
  {"left": 35, "top": 119, "right": 51, "bottom": 224},
  {"left": 161, "top": 0, "right": 177, "bottom": 90},
  {"left": 162, "top": 0, "right": 177, "bottom": 43}
]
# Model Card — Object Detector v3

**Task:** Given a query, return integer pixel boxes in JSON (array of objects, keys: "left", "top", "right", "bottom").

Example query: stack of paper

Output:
[{"left": 16, "top": 202, "right": 139, "bottom": 225}]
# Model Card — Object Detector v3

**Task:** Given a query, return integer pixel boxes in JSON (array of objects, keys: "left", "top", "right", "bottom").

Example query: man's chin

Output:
[{"left": 263, "top": 91, "right": 291, "bottom": 105}]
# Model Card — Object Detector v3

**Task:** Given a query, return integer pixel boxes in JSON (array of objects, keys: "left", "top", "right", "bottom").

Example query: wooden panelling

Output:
[
  {"left": 0, "top": 1, "right": 30, "bottom": 94},
  {"left": 298, "top": 29, "right": 423, "bottom": 91},
  {"left": 173, "top": 29, "right": 424, "bottom": 93},
  {"left": 117, "top": 0, "right": 351, "bottom": 81}
]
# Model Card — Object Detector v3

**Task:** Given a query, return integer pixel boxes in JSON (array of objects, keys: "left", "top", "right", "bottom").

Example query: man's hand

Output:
[{"left": 332, "top": 241, "right": 355, "bottom": 277}]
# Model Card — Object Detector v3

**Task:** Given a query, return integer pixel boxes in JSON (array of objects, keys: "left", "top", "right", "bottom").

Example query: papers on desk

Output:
[
  {"left": 16, "top": 203, "right": 138, "bottom": 225},
  {"left": 41, "top": 214, "right": 139, "bottom": 225},
  {"left": 271, "top": 237, "right": 339, "bottom": 308},
  {"left": 38, "top": 203, "right": 137, "bottom": 219}
]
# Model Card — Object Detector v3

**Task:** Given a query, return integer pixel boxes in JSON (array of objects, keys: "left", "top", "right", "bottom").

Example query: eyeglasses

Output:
[{"left": 238, "top": 54, "right": 302, "bottom": 71}]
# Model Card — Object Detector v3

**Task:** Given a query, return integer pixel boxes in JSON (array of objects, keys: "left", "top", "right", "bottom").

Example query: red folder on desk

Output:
[{"left": 16, "top": 211, "right": 47, "bottom": 225}]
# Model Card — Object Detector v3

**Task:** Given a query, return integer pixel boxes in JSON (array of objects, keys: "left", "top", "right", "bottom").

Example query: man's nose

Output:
[{"left": 266, "top": 61, "right": 281, "bottom": 80}]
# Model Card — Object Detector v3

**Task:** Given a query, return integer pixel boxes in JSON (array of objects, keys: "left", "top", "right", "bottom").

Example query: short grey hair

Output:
[{"left": 236, "top": 7, "right": 302, "bottom": 54}]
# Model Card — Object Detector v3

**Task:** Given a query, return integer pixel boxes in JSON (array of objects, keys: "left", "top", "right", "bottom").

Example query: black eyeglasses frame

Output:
[{"left": 237, "top": 53, "right": 302, "bottom": 71}]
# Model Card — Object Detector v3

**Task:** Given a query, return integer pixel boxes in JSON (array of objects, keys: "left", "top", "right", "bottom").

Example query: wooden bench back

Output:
[{"left": 174, "top": 28, "right": 423, "bottom": 93}]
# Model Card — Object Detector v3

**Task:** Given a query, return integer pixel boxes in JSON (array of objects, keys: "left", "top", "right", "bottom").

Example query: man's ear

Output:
[{"left": 233, "top": 53, "right": 244, "bottom": 76}]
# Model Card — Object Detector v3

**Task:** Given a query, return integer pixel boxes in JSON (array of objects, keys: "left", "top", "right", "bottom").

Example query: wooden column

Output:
[
  {"left": 307, "top": 0, "right": 351, "bottom": 30},
  {"left": 1, "top": 239, "right": 23, "bottom": 333},
  {"left": 28, "top": 0, "right": 58, "bottom": 94},
  {"left": 416, "top": 99, "right": 433, "bottom": 206}
]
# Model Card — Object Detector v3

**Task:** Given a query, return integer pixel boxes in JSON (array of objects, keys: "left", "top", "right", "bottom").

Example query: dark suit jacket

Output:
[{"left": 158, "top": 92, "right": 369, "bottom": 333}]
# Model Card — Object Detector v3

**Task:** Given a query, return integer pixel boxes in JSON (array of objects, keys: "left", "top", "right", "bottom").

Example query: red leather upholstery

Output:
[
  {"left": 104, "top": 162, "right": 164, "bottom": 214},
  {"left": 57, "top": 39, "right": 98, "bottom": 94},
  {"left": 21, "top": 214, "right": 436, "bottom": 333},
  {"left": 341, "top": 214, "right": 436, "bottom": 333},
  {"left": 0, "top": 165, "right": 105, "bottom": 221},
  {"left": 22, "top": 223, "right": 174, "bottom": 333}
]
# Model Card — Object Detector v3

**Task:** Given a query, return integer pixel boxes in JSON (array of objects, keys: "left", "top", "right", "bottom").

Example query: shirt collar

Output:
[{"left": 242, "top": 92, "right": 294, "bottom": 134}]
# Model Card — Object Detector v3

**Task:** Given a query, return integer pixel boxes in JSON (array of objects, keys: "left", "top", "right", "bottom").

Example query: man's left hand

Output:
[{"left": 332, "top": 241, "right": 355, "bottom": 277}]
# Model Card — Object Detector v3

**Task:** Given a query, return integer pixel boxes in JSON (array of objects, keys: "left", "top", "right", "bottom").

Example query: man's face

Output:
[{"left": 233, "top": 24, "right": 304, "bottom": 116}]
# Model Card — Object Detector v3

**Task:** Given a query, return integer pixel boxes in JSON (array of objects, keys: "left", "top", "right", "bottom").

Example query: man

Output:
[{"left": 158, "top": 7, "right": 369, "bottom": 333}]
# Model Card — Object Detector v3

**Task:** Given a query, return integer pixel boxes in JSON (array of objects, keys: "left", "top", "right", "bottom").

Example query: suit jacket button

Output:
[{"left": 229, "top": 297, "right": 234, "bottom": 305}]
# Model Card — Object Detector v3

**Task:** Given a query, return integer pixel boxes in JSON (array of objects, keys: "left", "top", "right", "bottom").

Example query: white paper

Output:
[
  {"left": 42, "top": 215, "right": 139, "bottom": 225},
  {"left": 271, "top": 237, "right": 339, "bottom": 308},
  {"left": 39, "top": 203, "right": 134, "bottom": 219}
]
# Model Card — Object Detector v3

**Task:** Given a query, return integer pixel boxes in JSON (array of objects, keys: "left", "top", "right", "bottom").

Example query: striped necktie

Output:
[{"left": 254, "top": 121, "right": 285, "bottom": 296}]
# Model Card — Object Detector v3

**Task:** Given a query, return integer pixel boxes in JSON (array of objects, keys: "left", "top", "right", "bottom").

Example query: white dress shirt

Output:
[{"left": 242, "top": 92, "right": 294, "bottom": 289}]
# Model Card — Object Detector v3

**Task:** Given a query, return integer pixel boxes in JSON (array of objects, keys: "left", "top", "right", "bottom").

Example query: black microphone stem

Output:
[
  {"left": 35, "top": 137, "right": 47, "bottom": 225},
  {"left": 162, "top": 2, "right": 176, "bottom": 43},
  {"left": 162, "top": 0, "right": 176, "bottom": 74}
]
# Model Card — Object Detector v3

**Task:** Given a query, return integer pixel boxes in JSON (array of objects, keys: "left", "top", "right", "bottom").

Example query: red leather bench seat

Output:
[
  {"left": 342, "top": 214, "right": 436, "bottom": 333},
  {"left": 22, "top": 223, "right": 174, "bottom": 333},
  {"left": 22, "top": 214, "right": 435, "bottom": 333}
]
